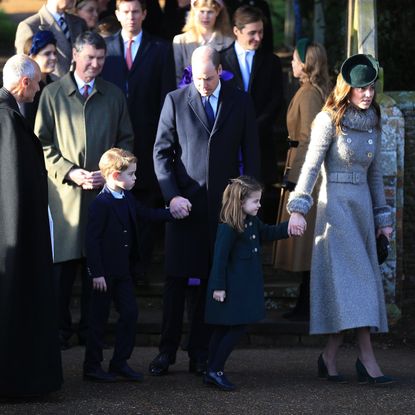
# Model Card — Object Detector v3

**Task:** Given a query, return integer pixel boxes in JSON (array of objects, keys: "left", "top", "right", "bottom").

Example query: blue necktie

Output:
[
  {"left": 242, "top": 51, "right": 251, "bottom": 91},
  {"left": 204, "top": 96, "right": 215, "bottom": 130},
  {"left": 59, "top": 16, "right": 71, "bottom": 43}
]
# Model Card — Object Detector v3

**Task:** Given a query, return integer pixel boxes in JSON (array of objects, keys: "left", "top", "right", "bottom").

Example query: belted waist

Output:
[{"left": 327, "top": 172, "right": 366, "bottom": 184}]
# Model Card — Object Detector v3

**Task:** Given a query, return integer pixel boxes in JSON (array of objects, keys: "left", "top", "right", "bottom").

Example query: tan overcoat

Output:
[
  {"left": 274, "top": 83, "right": 324, "bottom": 271},
  {"left": 15, "top": 5, "right": 86, "bottom": 77},
  {"left": 35, "top": 73, "right": 134, "bottom": 263}
]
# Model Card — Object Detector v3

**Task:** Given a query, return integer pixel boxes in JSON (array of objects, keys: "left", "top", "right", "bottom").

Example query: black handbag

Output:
[{"left": 376, "top": 234, "right": 390, "bottom": 265}]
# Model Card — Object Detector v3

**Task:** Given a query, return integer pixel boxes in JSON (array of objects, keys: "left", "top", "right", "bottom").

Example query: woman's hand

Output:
[
  {"left": 377, "top": 226, "right": 393, "bottom": 240},
  {"left": 288, "top": 212, "right": 307, "bottom": 237}
]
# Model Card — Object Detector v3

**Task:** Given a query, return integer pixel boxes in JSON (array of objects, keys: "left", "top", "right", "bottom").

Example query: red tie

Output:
[
  {"left": 83, "top": 84, "right": 89, "bottom": 98},
  {"left": 126, "top": 39, "right": 134, "bottom": 70}
]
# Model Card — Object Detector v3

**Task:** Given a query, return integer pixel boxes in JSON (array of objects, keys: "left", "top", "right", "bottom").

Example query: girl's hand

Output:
[
  {"left": 213, "top": 290, "right": 226, "bottom": 302},
  {"left": 377, "top": 226, "right": 393, "bottom": 240},
  {"left": 288, "top": 212, "right": 307, "bottom": 236}
]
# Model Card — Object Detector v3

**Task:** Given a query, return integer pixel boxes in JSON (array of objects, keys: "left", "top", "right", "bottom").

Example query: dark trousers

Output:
[
  {"left": 159, "top": 277, "right": 211, "bottom": 362},
  {"left": 208, "top": 325, "right": 246, "bottom": 372},
  {"left": 55, "top": 259, "right": 91, "bottom": 342},
  {"left": 84, "top": 276, "right": 138, "bottom": 370}
]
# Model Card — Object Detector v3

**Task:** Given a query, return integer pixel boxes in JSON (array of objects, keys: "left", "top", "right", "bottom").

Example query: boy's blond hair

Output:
[{"left": 99, "top": 148, "right": 137, "bottom": 179}]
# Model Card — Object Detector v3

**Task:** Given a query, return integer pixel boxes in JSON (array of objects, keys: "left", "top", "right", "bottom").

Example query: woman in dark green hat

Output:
[{"left": 287, "top": 54, "right": 394, "bottom": 384}]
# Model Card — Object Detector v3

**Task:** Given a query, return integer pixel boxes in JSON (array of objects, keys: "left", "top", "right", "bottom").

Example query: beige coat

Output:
[
  {"left": 173, "top": 31, "right": 234, "bottom": 85},
  {"left": 274, "top": 83, "right": 324, "bottom": 271},
  {"left": 35, "top": 73, "right": 134, "bottom": 263},
  {"left": 15, "top": 5, "right": 86, "bottom": 77}
]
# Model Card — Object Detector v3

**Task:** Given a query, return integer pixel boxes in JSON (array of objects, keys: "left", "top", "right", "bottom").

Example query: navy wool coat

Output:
[
  {"left": 205, "top": 217, "right": 289, "bottom": 325},
  {"left": 153, "top": 82, "right": 260, "bottom": 278},
  {"left": 86, "top": 185, "right": 172, "bottom": 278}
]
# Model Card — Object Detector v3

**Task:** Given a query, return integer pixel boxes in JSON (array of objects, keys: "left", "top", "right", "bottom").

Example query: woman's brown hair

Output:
[
  {"left": 297, "top": 42, "right": 331, "bottom": 101},
  {"left": 220, "top": 176, "right": 263, "bottom": 233},
  {"left": 322, "top": 73, "right": 380, "bottom": 135}
]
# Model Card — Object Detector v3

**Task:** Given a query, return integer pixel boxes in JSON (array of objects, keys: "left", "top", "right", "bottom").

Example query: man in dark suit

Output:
[
  {"left": 150, "top": 45, "right": 260, "bottom": 376},
  {"left": 220, "top": 5, "right": 284, "bottom": 187},
  {"left": 100, "top": 0, "right": 176, "bottom": 278},
  {"left": 0, "top": 54, "right": 62, "bottom": 397},
  {"left": 15, "top": 0, "right": 86, "bottom": 77}
]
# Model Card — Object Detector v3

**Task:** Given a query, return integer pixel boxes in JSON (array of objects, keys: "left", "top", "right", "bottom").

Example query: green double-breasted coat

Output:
[{"left": 205, "top": 217, "right": 289, "bottom": 326}]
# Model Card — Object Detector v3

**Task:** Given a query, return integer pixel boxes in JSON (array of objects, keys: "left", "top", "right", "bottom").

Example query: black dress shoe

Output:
[
  {"left": 317, "top": 354, "right": 347, "bottom": 383},
  {"left": 109, "top": 363, "right": 144, "bottom": 382},
  {"left": 83, "top": 367, "right": 117, "bottom": 383},
  {"left": 203, "top": 371, "right": 235, "bottom": 391},
  {"left": 189, "top": 359, "right": 207, "bottom": 375},
  {"left": 149, "top": 353, "right": 172, "bottom": 376},
  {"left": 355, "top": 358, "right": 396, "bottom": 385}
]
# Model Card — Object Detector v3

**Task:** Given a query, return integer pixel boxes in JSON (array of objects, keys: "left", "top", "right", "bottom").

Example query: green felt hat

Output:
[
  {"left": 296, "top": 38, "right": 311, "bottom": 63},
  {"left": 340, "top": 54, "right": 379, "bottom": 87}
]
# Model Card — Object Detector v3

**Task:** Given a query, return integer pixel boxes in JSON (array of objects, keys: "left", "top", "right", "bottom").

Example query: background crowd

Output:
[{"left": 0, "top": 0, "right": 393, "bottom": 397}]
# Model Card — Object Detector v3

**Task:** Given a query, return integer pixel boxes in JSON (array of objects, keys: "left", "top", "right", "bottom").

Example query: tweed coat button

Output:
[
  {"left": 367, "top": 152, "right": 373, "bottom": 158},
  {"left": 252, "top": 234, "right": 256, "bottom": 239},
  {"left": 123, "top": 229, "right": 127, "bottom": 233},
  {"left": 368, "top": 139, "right": 373, "bottom": 144},
  {"left": 124, "top": 244, "right": 128, "bottom": 247},
  {"left": 368, "top": 128, "right": 373, "bottom": 133},
  {"left": 249, "top": 222, "right": 252, "bottom": 226},
  {"left": 346, "top": 138, "right": 352, "bottom": 143},
  {"left": 253, "top": 248, "right": 258, "bottom": 253},
  {"left": 245, "top": 224, "right": 248, "bottom": 228}
]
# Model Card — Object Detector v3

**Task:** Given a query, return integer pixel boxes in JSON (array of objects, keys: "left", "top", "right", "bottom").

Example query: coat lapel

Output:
[
  {"left": 249, "top": 49, "right": 264, "bottom": 92},
  {"left": 187, "top": 84, "right": 211, "bottom": 134},
  {"left": 130, "top": 31, "right": 151, "bottom": 74},
  {"left": 210, "top": 83, "right": 233, "bottom": 136},
  {"left": 223, "top": 44, "right": 244, "bottom": 90}
]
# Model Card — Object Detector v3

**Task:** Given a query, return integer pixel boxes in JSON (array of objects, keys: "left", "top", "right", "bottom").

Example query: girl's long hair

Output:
[
  {"left": 298, "top": 42, "right": 331, "bottom": 101},
  {"left": 182, "top": 0, "right": 232, "bottom": 40},
  {"left": 322, "top": 73, "right": 381, "bottom": 135},
  {"left": 220, "top": 176, "right": 263, "bottom": 233}
]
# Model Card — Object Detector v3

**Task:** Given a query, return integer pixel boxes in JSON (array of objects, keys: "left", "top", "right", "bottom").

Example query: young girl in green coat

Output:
[{"left": 204, "top": 176, "right": 296, "bottom": 391}]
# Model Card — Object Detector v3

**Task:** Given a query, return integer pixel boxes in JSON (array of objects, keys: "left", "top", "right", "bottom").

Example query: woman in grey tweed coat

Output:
[{"left": 287, "top": 54, "right": 393, "bottom": 383}]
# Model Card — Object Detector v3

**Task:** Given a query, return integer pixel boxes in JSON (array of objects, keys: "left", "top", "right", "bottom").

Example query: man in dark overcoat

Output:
[
  {"left": 220, "top": 5, "right": 284, "bottom": 186},
  {"left": 150, "top": 45, "right": 260, "bottom": 375},
  {"left": 0, "top": 55, "right": 62, "bottom": 397},
  {"left": 100, "top": 0, "right": 176, "bottom": 278}
]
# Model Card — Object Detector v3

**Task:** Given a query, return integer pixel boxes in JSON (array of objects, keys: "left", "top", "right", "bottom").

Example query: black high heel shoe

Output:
[
  {"left": 317, "top": 354, "right": 347, "bottom": 383},
  {"left": 355, "top": 358, "right": 395, "bottom": 385}
]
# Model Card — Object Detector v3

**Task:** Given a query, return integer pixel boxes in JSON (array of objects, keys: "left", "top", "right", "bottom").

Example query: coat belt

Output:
[{"left": 327, "top": 172, "right": 366, "bottom": 184}]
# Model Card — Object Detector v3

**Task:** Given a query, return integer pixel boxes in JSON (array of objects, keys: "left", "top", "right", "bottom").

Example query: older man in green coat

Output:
[{"left": 35, "top": 31, "right": 134, "bottom": 348}]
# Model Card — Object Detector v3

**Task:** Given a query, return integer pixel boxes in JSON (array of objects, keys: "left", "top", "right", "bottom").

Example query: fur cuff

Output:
[
  {"left": 287, "top": 192, "right": 313, "bottom": 215},
  {"left": 374, "top": 206, "right": 393, "bottom": 228}
]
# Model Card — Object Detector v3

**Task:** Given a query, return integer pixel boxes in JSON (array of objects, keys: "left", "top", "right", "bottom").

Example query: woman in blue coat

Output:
[{"left": 204, "top": 176, "right": 291, "bottom": 391}]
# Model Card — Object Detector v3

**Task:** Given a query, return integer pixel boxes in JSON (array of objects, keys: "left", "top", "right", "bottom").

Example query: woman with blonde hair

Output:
[
  {"left": 274, "top": 39, "right": 330, "bottom": 321},
  {"left": 173, "top": 0, "right": 233, "bottom": 85},
  {"left": 287, "top": 54, "right": 394, "bottom": 384}
]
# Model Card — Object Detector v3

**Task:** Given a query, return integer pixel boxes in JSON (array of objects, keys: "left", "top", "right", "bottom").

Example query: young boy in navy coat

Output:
[{"left": 83, "top": 148, "right": 173, "bottom": 382}]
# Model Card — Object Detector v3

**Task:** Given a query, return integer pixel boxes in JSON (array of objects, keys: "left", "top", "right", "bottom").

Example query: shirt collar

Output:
[
  {"left": 73, "top": 71, "right": 95, "bottom": 92},
  {"left": 46, "top": 5, "right": 65, "bottom": 23},
  {"left": 209, "top": 81, "right": 221, "bottom": 100},
  {"left": 234, "top": 41, "right": 255, "bottom": 57},
  {"left": 107, "top": 186, "right": 125, "bottom": 199},
  {"left": 121, "top": 30, "right": 143, "bottom": 45}
]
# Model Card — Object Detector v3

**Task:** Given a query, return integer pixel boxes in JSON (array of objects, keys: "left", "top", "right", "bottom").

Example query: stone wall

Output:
[{"left": 386, "top": 92, "right": 415, "bottom": 338}]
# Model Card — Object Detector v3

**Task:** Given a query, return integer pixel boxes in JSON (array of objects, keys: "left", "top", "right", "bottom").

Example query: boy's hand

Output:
[
  {"left": 93, "top": 276, "right": 107, "bottom": 292},
  {"left": 213, "top": 290, "right": 226, "bottom": 302}
]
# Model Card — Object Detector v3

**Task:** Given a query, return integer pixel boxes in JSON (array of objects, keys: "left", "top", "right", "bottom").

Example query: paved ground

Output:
[{"left": 1, "top": 345, "right": 415, "bottom": 414}]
